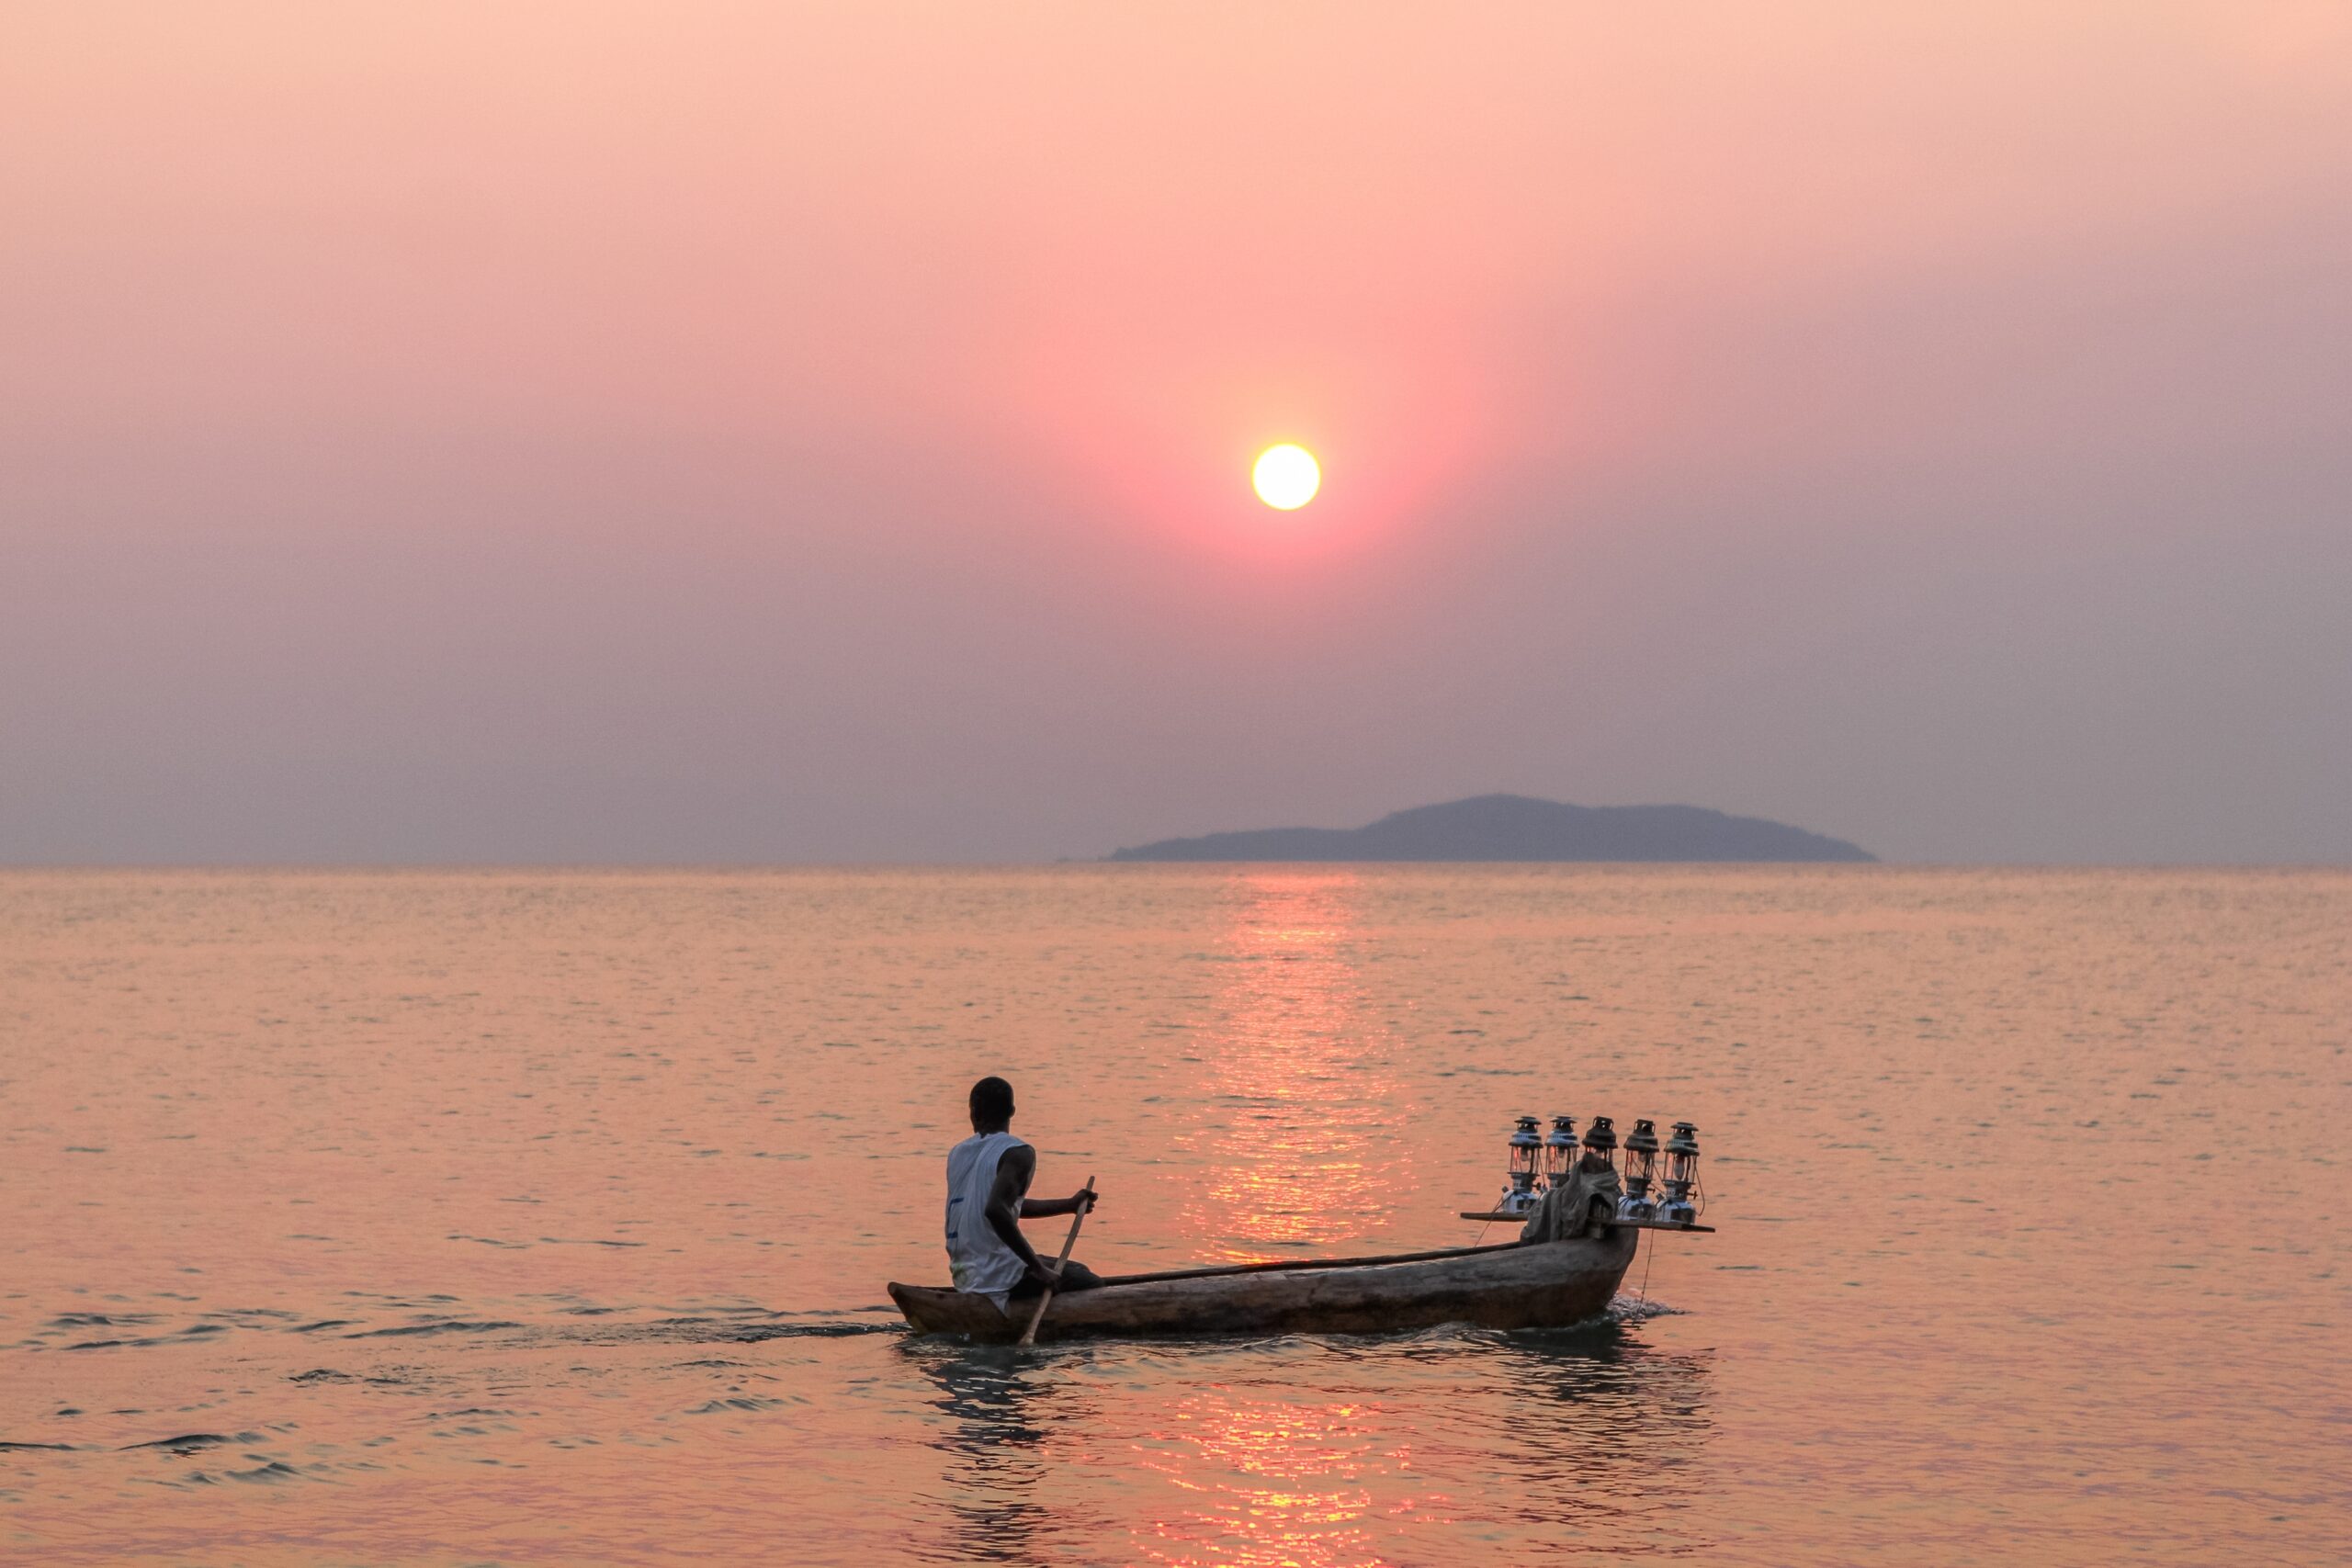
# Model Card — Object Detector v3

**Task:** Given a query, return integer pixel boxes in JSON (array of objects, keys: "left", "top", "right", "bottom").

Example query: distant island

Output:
[{"left": 1109, "top": 794, "right": 1875, "bottom": 863}]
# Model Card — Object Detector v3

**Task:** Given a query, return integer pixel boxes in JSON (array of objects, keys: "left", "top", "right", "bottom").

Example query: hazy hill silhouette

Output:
[{"left": 1109, "top": 794, "right": 1874, "bottom": 863}]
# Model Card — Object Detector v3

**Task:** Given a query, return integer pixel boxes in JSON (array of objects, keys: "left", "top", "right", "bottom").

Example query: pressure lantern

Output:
[
  {"left": 1658, "top": 1122, "right": 1701, "bottom": 1225},
  {"left": 1619, "top": 1118, "right": 1660, "bottom": 1221},
  {"left": 1542, "top": 1115, "right": 1579, "bottom": 1187},
  {"left": 1499, "top": 1115, "right": 1544, "bottom": 1214},
  {"left": 1580, "top": 1115, "right": 1618, "bottom": 1168}
]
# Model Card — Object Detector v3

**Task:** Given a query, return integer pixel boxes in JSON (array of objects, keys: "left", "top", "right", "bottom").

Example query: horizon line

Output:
[{"left": 3, "top": 859, "right": 2347, "bottom": 874}]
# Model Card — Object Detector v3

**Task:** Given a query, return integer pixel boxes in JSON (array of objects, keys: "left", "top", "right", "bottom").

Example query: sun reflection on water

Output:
[
  {"left": 1118, "top": 1328, "right": 1713, "bottom": 1568},
  {"left": 1130, "top": 1386, "right": 1402, "bottom": 1568},
  {"left": 905, "top": 1325, "right": 1713, "bottom": 1568},
  {"left": 1173, "top": 872, "right": 1417, "bottom": 1262}
]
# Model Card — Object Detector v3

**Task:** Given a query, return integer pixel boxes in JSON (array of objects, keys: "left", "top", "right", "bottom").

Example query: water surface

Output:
[{"left": 2, "top": 867, "right": 2345, "bottom": 1563}]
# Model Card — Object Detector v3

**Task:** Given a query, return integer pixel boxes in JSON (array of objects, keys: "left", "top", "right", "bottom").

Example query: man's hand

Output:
[
  {"left": 1024, "top": 1259, "right": 1061, "bottom": 1292},
  {"left": 1073, "top": 1187, "right": 1099, "bottom": 1213}
]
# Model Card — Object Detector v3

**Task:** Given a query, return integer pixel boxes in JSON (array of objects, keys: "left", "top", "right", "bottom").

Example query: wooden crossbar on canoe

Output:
[
  {"left": 1094, "top": 1239, "right": 1529, "bottom": 1289},
  {"left": 887, "top": 1229, "right": 1641, "bottom": 1344},
  {"left": 1457, "top": 1212, "right": 1716, "bottom": 1229}
]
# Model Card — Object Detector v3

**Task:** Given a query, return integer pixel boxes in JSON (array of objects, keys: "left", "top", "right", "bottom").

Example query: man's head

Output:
[{"left": 968, "top": 1076, "right": 1015, "bottom": 1133}]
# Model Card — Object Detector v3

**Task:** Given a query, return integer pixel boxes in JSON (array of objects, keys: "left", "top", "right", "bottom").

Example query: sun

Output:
[{"left": 1251, "top": 444, "right": 1320, "bottom": 510}]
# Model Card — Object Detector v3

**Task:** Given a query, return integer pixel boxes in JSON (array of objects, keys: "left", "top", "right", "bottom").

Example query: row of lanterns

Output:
[{"left": 1498, "top": 1114, "right": 1702, "bottom": 1225}]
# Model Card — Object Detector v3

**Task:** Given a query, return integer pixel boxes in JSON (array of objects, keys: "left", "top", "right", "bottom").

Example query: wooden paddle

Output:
[{"left": 1015, "top": 1175, "right": 1094, "bottom": 1347}]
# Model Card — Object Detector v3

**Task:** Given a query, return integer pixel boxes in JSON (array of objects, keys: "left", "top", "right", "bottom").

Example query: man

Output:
[{"left": 944, "top": 1076, "right": 1103, "bottom": 1313}]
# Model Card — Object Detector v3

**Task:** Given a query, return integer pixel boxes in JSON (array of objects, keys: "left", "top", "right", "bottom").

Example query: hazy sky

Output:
[{"left": 4, "top": 3, "right": 2347, "bottom": 863}]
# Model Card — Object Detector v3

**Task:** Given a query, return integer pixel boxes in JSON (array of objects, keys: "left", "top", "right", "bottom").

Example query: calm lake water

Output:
[{"left": 2, "top": 866, "right": 2346, "bottom": 1564}]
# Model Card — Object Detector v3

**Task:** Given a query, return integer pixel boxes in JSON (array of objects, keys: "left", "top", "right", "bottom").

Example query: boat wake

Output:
[{"left": 1608, "top": 1295, "right": 1683, "bottom": 1324}]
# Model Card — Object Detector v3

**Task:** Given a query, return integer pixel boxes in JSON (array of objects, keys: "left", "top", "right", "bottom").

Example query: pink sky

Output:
[{"left": 4, "top": 3, "right": 2348, "bottom": 861}]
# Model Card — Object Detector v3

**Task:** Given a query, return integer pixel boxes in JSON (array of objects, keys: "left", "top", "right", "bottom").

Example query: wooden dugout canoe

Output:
[{"left": 887, "top": 1229, "right": 1639, "bottom": 1344}]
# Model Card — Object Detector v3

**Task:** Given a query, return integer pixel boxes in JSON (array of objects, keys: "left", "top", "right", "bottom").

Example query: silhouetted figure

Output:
[{"left": 944, "top": 1076, "right": 1102, "bottom": 1314}]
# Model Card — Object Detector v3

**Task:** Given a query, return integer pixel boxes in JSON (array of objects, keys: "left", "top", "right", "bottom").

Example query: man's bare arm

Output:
[{"left": 1019, "top": 1189, "right": 1098, "bottom": 1219}]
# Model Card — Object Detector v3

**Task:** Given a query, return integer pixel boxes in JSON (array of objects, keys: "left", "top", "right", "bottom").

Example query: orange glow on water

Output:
[
  {"left": 1132, "top": 1388, "right": 1400, "bottom": 1567},
  {"left": 1174, "top": 872, "right": 1417, "bottom": 1262},
  {"left": 7, "top": 869, "right": 2346, "bottom": 1563}
]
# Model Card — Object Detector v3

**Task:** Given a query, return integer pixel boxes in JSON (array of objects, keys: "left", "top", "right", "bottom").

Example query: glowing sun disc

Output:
[{"left": 1252, "top": 444, "right": 1320, "bottom": 509}]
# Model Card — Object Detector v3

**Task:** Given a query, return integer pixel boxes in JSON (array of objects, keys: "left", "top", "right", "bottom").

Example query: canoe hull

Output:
[{"left": 887, "top": 1232, "right": 1637, "bottom": 1344}]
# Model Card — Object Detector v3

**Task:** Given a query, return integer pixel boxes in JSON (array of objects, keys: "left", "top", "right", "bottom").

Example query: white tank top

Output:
[{"left": 944, "top": 1131, "right": 1029, "bottom": 1303}]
